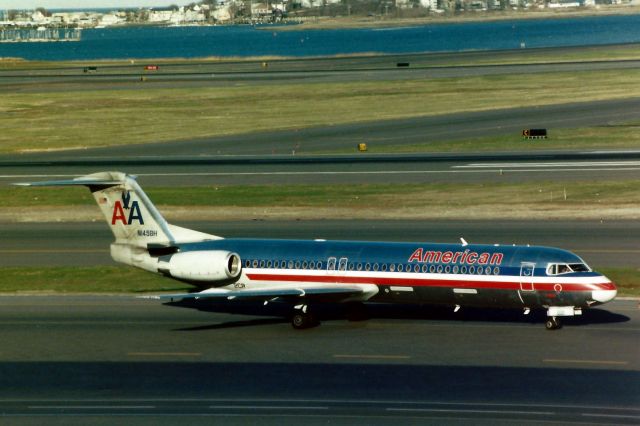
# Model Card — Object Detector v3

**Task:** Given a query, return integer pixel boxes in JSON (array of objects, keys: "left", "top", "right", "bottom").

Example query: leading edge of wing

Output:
[
  {"left": 12, "top": 178, "right": 122, "bottom": 187},
  {"left": 142, "top": 284, "right": 377, "bottom": 302}
]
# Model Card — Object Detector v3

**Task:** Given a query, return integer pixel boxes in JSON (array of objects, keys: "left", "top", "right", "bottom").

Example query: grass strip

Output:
[
  {"left": 333, "top": 123, "right": 640, "bottom": 154},
  {"left": 0, "top": 266, "right": 190, "bottom": 294},
  {"left": 4, "top": 180, "right": 640, "bottom": 209},
  {"left": 594, "top": 267, "right": 640, "bottom": 298},
  {"left": 0, "top": 266, "right": 636, "bottom": 296},
  {"left": 2, "top": 44, "right": 640, "bottom": 69},
  {"left": 3, "top": 68, "right": 640, "bottom": 153}
]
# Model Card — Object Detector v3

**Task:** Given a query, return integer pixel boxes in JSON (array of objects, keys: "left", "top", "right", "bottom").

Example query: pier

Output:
[{"left": 0, "top": 27, "right": 81, "bottom": 43}]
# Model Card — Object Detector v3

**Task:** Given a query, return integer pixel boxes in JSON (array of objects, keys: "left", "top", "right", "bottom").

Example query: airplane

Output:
[{"left": 17, "top": 171, "right": 617, "bottom": 330}]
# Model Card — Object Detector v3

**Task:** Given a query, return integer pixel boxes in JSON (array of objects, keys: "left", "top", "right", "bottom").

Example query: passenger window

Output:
[
  {"left": 437, "top": 265, "right": 443, "bottom": 273},
  {"left": 365, "top": 263, "right": 371, "bottom": 271},
  {"left": 461, "top": 266, "right": 467, "bottom": 274},
  {"left": 252, "top": 260, "right": 258, "bottom": 268},
  {"left": 469, "top": 266, "right": 475, "bottom": 274},
  {"left": 288, "top": 260, "right": 294, "bottom": 269},
  {"left": 295, "top": 261, "right": 301, "bottom": 269},
  {"left": 245, "top": 260, "right": 251, "bottom": 268},
  {"left": 414, "top": 264, "right": 420, "bottom": 273},
  {"left": 397, "top": 264, "right": 403, "bottom": 272},
  {"left": 445, "top": 265, "right": 451, "bottom": 273},
  {"left": 381, "top": 264, "right": 387, "bottom": 272},
  {"left": 373, "top": 263, "right": 379, "bottom": 271},
  {"left": 389, "top": 264, "right": 395, "bottom": 272},
  {"left": 422, "top": 265, "right": 428, "bottom": 273},
  {"left": 429, "top": 265, "right": 435, "bottom": 273},
  {"left": 453, "top": 265, "right": 459, "bottom": 274},
  {"left": 309, "top": 261, "right": 315, "bottom": 269},
  {"left": 493, "top": 266, "right": 500, "bottom": 275},
  {"left": 302, "top": 261, "right": 308, "bottom": 269},
  {"left": 357, "top": 263, "right": 363, "bottom": 271}
]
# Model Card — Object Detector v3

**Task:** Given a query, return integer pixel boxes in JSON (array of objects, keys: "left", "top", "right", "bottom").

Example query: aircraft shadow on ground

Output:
[{"left": 167, "top": 300, "right": 629, "bottom": 331}]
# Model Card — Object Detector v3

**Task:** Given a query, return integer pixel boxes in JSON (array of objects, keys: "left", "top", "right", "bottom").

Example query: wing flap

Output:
[{"left": 144, "top": 284, "right": 375, "bottom": 302}]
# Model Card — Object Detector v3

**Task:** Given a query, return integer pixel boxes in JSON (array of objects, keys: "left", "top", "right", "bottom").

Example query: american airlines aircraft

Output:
[{"left": 19, "top": 171, "right": 617, "bottom": 330}]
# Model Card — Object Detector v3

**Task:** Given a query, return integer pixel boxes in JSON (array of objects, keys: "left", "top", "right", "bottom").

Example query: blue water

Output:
[{"left": 2, "top": 14, "right": 640, "bottom": 60}]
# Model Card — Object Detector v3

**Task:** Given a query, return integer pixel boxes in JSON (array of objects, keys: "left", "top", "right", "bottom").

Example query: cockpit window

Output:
[
  {"left": 568, "top": 263, "right": 590, "bottom": 272},
  {"left": 547, "top": 262, "right": 591, "bottom": 275}
]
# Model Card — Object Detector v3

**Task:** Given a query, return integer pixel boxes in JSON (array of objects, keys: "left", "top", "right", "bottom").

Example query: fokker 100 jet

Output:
[{"left": 18, "top": 172, "right": 617, "bottom": 330}]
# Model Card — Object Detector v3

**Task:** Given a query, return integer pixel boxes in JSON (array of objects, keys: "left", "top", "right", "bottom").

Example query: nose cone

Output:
[{"left": 592, "top": 279, "right": 617, "bottom": 304}]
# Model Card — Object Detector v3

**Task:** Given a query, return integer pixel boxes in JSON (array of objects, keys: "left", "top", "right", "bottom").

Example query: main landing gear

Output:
[
  {"left": 545, "top": 316, "right": 562, "bottom": 330},
  {"left": 291, "top": 305, "right": 319, "bottom": 330}
]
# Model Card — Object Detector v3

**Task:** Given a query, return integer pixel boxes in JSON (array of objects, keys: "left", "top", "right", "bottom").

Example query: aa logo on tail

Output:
[{"left": 111, "top": 191, "right": 144, "bottom": 225}]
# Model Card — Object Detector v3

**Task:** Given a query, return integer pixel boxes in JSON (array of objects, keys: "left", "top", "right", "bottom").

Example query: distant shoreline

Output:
[{"left": 270, "top": 5, "right": 640, "bottom": 30}]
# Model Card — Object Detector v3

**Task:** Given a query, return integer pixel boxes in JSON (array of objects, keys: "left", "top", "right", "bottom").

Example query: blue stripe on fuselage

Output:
[{"left": 173, "top": 239, "right": 592, "bottom": 278}]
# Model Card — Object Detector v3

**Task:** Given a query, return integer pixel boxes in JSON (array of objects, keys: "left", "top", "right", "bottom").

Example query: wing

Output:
[{"left": 143, "top": 283, "right": 378, "bottom": 303}]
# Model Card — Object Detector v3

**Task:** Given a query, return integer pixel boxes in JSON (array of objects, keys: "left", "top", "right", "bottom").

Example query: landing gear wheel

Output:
[
  {"left": 545, "top": 316, "right": 562, "bottom": 330},
  {"left": 291, "top": 311, "right": 318, "bottom": 330}
]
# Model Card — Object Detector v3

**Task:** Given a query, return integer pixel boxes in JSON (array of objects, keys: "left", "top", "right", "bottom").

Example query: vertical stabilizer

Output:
[{"left": 16, "top": 171, "right": 219, "bottom": 251}]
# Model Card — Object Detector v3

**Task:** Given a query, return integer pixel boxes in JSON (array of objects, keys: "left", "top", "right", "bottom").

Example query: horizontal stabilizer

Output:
[{"left": 13, "top": 176, "right": 124, "bottom": 188}]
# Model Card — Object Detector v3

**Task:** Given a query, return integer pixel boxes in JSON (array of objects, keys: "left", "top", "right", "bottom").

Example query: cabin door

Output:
[{"left": 519, "top": 262, "right": 536, "bottom": 292}]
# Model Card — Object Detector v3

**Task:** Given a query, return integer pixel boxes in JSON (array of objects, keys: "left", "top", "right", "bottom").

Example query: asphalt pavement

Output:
[{"left": 0, "top": 295, "right": 637, "bottom": 424}]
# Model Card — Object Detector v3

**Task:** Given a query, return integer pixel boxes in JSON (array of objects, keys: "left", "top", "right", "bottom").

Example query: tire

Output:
[
  {"left": 291, "top": 311, "right": 318, "bottom": 329},
  {"left": 545, "top": 317, "right": 561, "bottom": 330}
]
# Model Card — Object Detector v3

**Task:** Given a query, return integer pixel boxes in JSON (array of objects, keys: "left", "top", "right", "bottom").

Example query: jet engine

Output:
[{"left": 162, "top": 250, "right": 241, "bottom": 282}]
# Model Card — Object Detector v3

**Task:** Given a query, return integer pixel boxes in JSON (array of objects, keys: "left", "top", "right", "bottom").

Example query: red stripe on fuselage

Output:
[{"left": 245, "top": 273, "right": 615, "bottom": 292}]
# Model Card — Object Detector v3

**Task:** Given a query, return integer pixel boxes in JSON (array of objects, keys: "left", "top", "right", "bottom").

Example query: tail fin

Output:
[{"left": 16, "top": 171, "right": 219, "bottom": 271}]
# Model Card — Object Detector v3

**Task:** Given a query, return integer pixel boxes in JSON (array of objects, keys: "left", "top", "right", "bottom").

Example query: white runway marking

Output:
[
  {"left": 543, "top": 359, "right": 628, "bottom": 365},
  {"left": 455, "top": 161, "right": 640, "bottom": 169},
  {"left": 3, "top": 166, "right": 640, "bottom": 180},
  {"left": 209, "top": 405, "right": 329, "bottom": 410},
  {"left": 386, "top": 408, "right": 555, "bottom": 415},
  {"left": 333, "top": 354, "right": 412, "bottom": 360},
  {"left": 29, "top": 405, "right": 155, "bottom": 409},
  {"left": 582, "top": 413, "right": 640, "bottom": 420}
]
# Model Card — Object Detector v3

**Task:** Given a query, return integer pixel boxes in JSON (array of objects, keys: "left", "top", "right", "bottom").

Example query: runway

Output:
[
  {"left": 3, "top": 47, "right": 640, "bottom": 87},
  {"left": 3, "top": 149, "right": 640, "bottom": 186},
  {"left": 3, "top": 220, "right": 639, "bottom": 268},
  {"left": 0, "top": 295, "right": 637, "bottom": 424}
]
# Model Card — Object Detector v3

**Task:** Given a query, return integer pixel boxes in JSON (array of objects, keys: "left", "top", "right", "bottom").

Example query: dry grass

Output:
[
  {"left": 3, "top": 68, "right": 640, "bottom": 153},
  {"left": 4, "top": 180, "right": 639, "bottom": 222}
]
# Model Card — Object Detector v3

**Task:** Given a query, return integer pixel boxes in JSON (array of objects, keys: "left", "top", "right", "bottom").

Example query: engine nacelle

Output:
[{"left": 164, "top": 250, "right": 241, "bottom": 282}]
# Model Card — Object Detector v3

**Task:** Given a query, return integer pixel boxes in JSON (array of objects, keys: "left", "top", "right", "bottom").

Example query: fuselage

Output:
[{"left": 175, "top": 238, "right": 617, "bottom": 310}]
